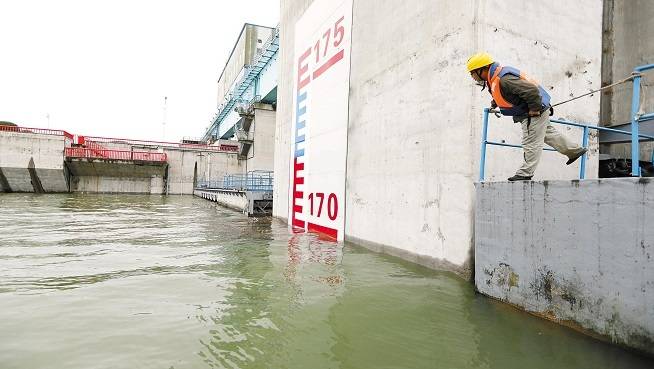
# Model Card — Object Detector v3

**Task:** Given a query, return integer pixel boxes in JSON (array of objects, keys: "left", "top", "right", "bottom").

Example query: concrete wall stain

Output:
[
  {"left": 529, "top": 267, "right": 583, "bottom": 310},
  {"left": 483, "top": 262, "right": 520, "bottom": 293},
  {"left": 530, "top": 267, "right": 555, "bottom": 303},
  {"left": 508, "top": 271, "right": 519, "bottom": 288}
]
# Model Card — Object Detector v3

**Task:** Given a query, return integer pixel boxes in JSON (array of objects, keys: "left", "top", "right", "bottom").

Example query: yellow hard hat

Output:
[{"left": 467, "top": 52, "right": 494, "bottom": 72}]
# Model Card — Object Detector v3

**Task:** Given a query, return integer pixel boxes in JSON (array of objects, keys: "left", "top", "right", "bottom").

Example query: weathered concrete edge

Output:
[
  {"left": 479, "top": 288, "right": 654, "bottom": 359},
  {"left": 344, "top": 235, "right": 473, "bottom": 281}
]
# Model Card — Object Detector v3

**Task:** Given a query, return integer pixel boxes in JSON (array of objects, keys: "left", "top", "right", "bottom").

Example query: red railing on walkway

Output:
[
  {"left": 65, "top": 147, "right": 167, "bottom": 162},
  {"left": 84, "top": 140, "right": 109, "bottom": 156},
  {"left": 0, "top": 125, "right": 74, "bottom": 140}
]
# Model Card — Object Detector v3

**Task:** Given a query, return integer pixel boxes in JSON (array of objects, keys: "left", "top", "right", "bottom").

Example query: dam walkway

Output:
[{"left": 0, "top": 124, "right": 239, "bottom": 195}]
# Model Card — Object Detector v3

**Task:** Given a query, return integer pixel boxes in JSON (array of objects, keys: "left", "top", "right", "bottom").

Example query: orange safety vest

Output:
[{"left": 486, "top": 63, "right": 551, "bottom": 116}]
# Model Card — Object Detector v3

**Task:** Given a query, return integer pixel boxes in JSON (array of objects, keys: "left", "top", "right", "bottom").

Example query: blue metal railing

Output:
[
  {"left": 630, "top": 63, "right": 654, "bottom": 175},
  {"left": 479, "top": 63, "right": 654, "bottom": 181},
  {"left": 197, "top": 170, "right": 273, "bottom": 192}
]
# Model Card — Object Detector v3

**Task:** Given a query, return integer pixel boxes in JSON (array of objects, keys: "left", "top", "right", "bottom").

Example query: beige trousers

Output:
[{"left": 515, "top": 113, "right": 583, "bottom": 177}]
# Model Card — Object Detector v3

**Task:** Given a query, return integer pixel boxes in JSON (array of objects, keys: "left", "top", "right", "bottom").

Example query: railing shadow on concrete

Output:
[{"left": 479, "top": 63, "right": 654, "bottom": 181}]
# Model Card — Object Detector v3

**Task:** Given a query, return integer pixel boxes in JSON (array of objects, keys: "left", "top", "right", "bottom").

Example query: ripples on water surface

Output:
[{"left": 0, "top": 194, "right": 651, "bottom": 369}]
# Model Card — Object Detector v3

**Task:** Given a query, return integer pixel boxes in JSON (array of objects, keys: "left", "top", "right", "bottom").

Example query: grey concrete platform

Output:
[{"left": 475, "top": 178, "right": 654, "bottom": 355}]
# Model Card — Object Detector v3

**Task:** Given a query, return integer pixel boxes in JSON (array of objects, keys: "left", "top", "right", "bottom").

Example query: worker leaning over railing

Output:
[{"left": 467, "top": 52, "right": 587, "bottom": 181}]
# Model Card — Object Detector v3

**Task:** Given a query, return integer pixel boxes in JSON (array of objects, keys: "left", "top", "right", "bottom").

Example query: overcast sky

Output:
[{"left": 0, "top": 0, "right": 279, "bottom": 141}]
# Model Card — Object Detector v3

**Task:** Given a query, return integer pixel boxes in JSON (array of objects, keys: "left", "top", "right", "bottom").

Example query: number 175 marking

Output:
[{"left": 313, "top": 16, "right": 345, "bottom": 64}]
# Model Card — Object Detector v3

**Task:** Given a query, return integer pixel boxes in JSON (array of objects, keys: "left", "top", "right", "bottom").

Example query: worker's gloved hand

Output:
[
  {"left": 490, "top": 100, "right": 497, "bottom": 109},
  {"left": 528, "top": 110, "right": 541, "bottom": 117}
]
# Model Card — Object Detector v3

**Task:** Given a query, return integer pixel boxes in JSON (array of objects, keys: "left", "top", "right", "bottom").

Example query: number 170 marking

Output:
[{"left": 308, "top": 192, "right": 338, "bottom": 221}]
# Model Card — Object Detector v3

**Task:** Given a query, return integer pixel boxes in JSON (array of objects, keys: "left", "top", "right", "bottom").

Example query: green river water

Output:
[{"left": 0, "top": 194, "right": 651, "bottom": 369}]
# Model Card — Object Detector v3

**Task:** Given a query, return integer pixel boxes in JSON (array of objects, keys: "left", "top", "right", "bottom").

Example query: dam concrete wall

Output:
[
  {"left": 1, "top": 131, "right": 246, "bottom": 195},
  {"left": 79, "top": 141, "right": 244, "bottom": 195},
  {"left": 0, "top": 131, "right": 69, "bottom": 193},
  {"left": 475, "top": 178, "right": 654, "bottom": 355},
  {"left": 66, "top": 159, "right": 167, "bottom": 194},
  {"left": 274, "top": 0, "right": 603, "bottom": 277},
  {"left": 165, "top": 148, "right": 242, "bottom": 195}
]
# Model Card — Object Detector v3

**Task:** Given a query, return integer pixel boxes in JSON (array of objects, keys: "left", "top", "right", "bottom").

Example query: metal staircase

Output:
[{"left": 203, "top": 27, "right": 279, "bottom": 142}]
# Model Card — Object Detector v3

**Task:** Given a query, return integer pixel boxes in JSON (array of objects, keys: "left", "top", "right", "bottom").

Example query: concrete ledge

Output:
[
  {"left": 345, "top": 234, "right": 473, "bottom": 280},
  {"left": 475, "top": 178, "right": 654, "bottom": 355},
  {"left": 268, "top": 214, "right": 472, "bottom": 279},
  {"left": 195, "top": 189, "right": 273, "bottom": 216},
  {"left": 194, "top": 189, "right": 249, "bottom": 214}
]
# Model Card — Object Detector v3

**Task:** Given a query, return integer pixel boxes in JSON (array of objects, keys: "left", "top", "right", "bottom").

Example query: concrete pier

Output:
[
  {"left": 0, "top": 131, "right": 69, "bottom": 193},
  {"left": 475, "top": 178, "right": 654, "bottom": 354}
]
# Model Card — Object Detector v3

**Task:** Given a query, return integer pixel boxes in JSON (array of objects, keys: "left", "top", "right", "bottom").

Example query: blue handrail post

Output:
[
  {"left": 579, "top": 126, "right": 589, "bottom": 179},
  {"left": 479, "top": 108, "right": 491, "bottom": 181},
  {"left": 630, "top": 72, "right": 642, "bottom": 176}
]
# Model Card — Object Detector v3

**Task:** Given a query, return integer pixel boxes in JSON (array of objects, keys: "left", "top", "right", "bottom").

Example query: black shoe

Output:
[
  {"left": 508, "top": 175, "right": 533, "bottom": 181},
  {"left": 566, "top": 148, "right": 588, "bottom": 165}
]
